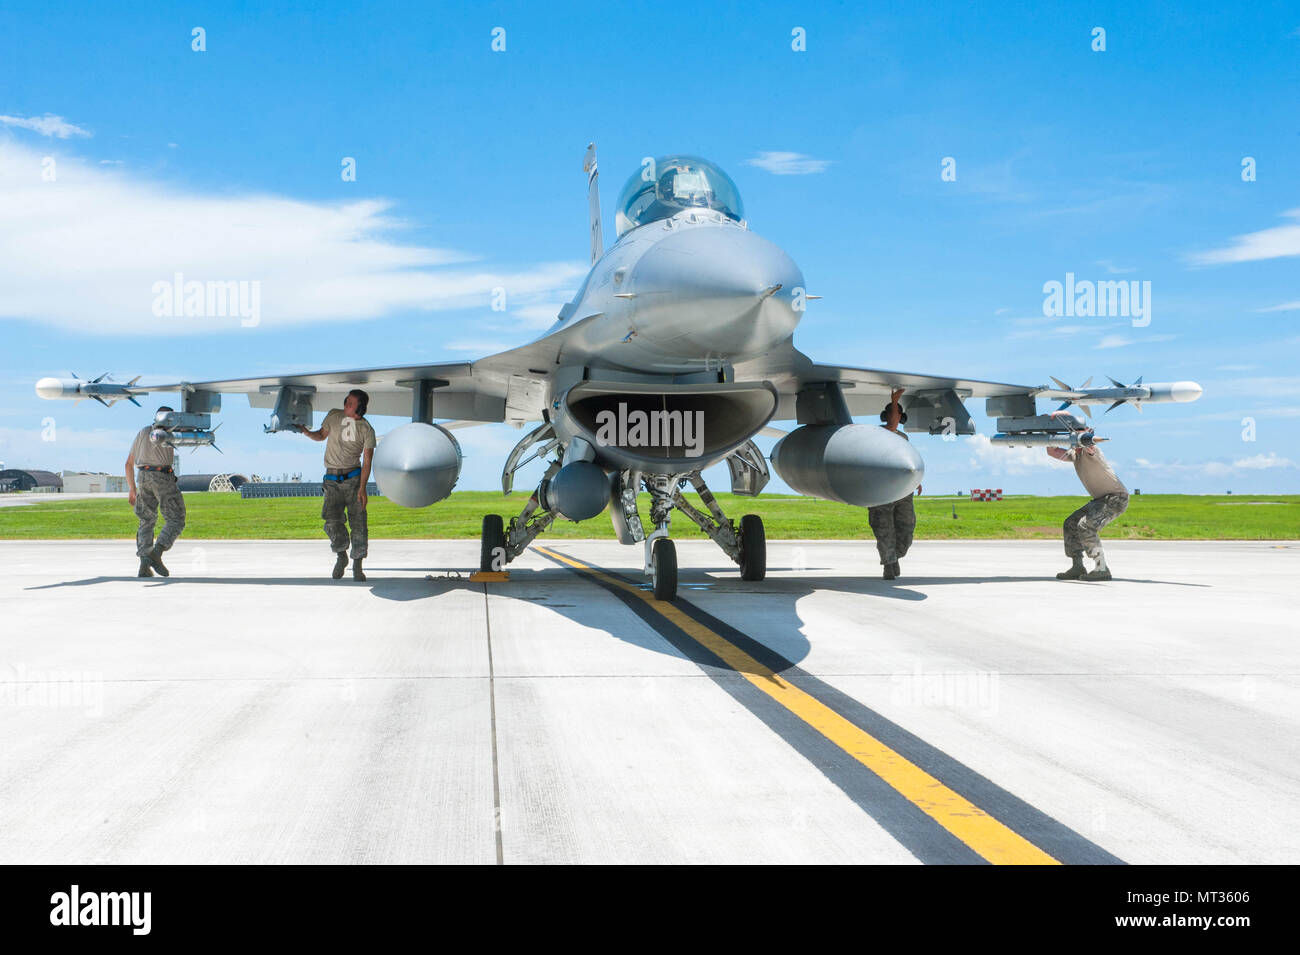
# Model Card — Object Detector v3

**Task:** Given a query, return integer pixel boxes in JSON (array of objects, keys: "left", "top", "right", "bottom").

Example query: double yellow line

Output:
[{"left": 534, "top": 546, "right": 1059, "bottom": 865}]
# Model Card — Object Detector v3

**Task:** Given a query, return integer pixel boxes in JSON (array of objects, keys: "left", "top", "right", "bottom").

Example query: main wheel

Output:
[
  {"left": 738, "top": 514, "right": 766, "bottom": 581},
  {"left": 480, "top": 514, "right": 505, "bottom": 571},
  {"left": 652, "top": 538, "right": 677, "bottom": 601}
]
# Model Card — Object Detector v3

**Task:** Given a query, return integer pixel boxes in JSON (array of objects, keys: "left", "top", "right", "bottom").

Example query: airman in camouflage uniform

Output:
[
  {"left": 868, "top": 389, "right": 919, "bottom": 580},
  {"left": 126, "top": 406, "right": 186, "bottom": 577},
  {"left": 300, "top": 389, "right": 376, "bottom": 581},
  {"left": 1048, "top": 441, "right": 1129, "bottom": 581}
]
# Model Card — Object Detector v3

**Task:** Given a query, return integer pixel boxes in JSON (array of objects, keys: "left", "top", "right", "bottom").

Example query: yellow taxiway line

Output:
[{"left": 533, "top": 545, "right": 1059, "bottom": 866}]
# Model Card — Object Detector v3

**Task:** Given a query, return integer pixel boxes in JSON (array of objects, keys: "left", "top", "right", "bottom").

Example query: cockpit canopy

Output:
[{"left": 615, "top": 156, "right": 744, "bottom": 237}]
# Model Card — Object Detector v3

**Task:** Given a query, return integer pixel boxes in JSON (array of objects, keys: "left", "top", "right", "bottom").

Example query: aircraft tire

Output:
[
  {"left": 481, "top": 514, "right": 505, "bottom": 572},
  {"left": 652, "top": 538, "right": 677, "bottom": 601},
  {"left": 739, "top": 514, "right": 766, "bottom": 581}
]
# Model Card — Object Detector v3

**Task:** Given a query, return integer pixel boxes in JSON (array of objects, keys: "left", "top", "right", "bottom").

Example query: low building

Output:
[
  {"left": 0, "top": 469, "right": 64, "bottom": 492},
  {"left": 61, "top": 471, "right": 128, "bottom": 493}
]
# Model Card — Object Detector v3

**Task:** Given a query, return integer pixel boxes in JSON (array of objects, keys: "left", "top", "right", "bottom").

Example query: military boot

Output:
[
  {"left": 1056, "top": 556, "right": 1085, "bottom": 580},
  {"left": 146, "top": 544, "right": 170, "bottom": 577},
  {"left": 332, "top": 551, "right": 348, "bottom": 579},
  {"left": 883, "top": 561, "right": 897, "bottom": 580},
  {"left": 1083, "top": 556, "right": 1112, "bottom": 581},
  {"left": 352, "top": 558, "right": 366, "bottom": 582},
  {"left": 137, "top": 557, "right": 154, "bottom": 578}
]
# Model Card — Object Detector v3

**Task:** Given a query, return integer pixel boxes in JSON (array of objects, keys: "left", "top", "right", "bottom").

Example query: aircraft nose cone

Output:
[{"left": 630, "top": 225, "right": 804, "bottom": 357}]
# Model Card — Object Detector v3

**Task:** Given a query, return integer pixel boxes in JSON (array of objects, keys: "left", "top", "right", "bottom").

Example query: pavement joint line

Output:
[
  {"left": 483, "top": 582, "right": 505, "bottom": 866},
  {"left": 532, "top": 545, "right": 1065, "bottom": 866}
]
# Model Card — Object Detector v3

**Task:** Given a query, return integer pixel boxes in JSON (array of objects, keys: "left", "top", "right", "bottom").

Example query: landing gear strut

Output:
[
  {"left": 671, "top": 472, "right": 766, "bottom": 583},
  {"left": 643, "top": 475, "right": 678, "bottom": 600},
  {"left": 482, "top": 461, "right": 560, "bottom": 572}
]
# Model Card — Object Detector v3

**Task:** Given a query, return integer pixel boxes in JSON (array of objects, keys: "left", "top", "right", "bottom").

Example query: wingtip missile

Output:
[
  {"left": 1039, "top": 376, "right": 1202, "bottom": 410},
  {"left": 35, "top": 372, "right": 152, "bottom": 405}
]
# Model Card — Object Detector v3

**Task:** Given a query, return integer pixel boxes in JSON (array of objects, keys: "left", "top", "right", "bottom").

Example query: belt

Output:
[
  {"left": 323, "top": 468, "right": 362, "bottom": 482},
  {"left": 138, "top": 465, "right": 174, "bottom": 474}
]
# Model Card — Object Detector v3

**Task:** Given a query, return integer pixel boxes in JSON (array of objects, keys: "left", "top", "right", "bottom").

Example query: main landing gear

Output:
[{"left": 479, "top": 466, "right": 765, "bottom": 602}]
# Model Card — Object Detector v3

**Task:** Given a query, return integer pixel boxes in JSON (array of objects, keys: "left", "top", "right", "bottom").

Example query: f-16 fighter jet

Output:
[{"left": 37, "top": 147, "right": 1202, "bottom": 598}]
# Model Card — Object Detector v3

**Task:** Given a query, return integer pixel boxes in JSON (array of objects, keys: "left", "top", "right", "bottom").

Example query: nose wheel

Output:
[{"left": 652, "top": 538, "right": 677, "bottom": 601}]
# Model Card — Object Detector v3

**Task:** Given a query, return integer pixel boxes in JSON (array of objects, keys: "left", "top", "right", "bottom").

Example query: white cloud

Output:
[
  {"left": 1208, "top": 376, "right": 1300, "bottom": 398},
  {"left": 1094, "top": 333, "right": 1174, "bottom": 349},
  {"left": 1096, "top": 335, "right": 1131, "bottom": 349},
  {"left": 1256, "top": 301, "right": 1300, "bottom": 312},
  {"left": 1190, "top": 208, "right": 1300, "bottom": 265},
  {"left": 1131, "top": 452, "right": 1296, "bottom": 476},
  {"left": 1095, "top": 259, "right": 1137, "bottom": 274},
  {"left": 0, "top": 140, "right": 587, "bottom": 335},
  {"left": 742, "top": 151, "right": 833, "bottom": 175},
  {"left": 443, "top": 339, "right": 519, "bottom": 353},
  {"left": 966, "top": 433, "right": 1063, "bottom": 475},
  {"left": 1232, "top": 452, "right": 1295, "bottom": 470},
  {"left": 0, "top": 113, "right": 92, "bottom": 138},
  {"left": 0, "top": 423, "right": 137, "bottom": 471},
  {"left": 1004, "top": 315, "right": 1102, "bottom": 341},
  {"left": 510, "top": 303, "right": 566, "bottom": 328}
]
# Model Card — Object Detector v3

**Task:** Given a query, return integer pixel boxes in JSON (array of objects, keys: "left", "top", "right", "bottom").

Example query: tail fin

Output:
[{"left": 582, "top": 142, "right": 603, "bottom": 264}]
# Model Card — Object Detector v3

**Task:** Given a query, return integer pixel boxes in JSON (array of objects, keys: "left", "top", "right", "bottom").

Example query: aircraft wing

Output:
[
  {"left": 37, "top": 312, "right": 606, "bottom": 425},
  {"left": 737, "top": 343, "right": 1040, "bottom": 421}
]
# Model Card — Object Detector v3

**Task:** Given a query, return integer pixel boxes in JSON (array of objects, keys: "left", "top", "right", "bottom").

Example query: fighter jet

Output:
[{"left": 36, "top": 147, "right": 1202, "bottom": 598}]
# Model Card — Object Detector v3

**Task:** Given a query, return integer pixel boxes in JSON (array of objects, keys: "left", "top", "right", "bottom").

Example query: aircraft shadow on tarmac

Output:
[{"left": 26, "top": 565, "right": 1209, "bottom": 671}]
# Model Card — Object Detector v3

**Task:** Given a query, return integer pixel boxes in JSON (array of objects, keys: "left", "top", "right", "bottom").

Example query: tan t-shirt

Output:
[
  {"left": 322, "top": 409, "right": 377, "bottom": 469},
  {"left": 1071, "top": 446, "right": 1127, "bottom": 498},
  {"left": 130, "top": 425, "right": 175, "bottom": 468}
]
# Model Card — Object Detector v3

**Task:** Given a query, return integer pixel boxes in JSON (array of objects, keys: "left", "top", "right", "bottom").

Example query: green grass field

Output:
[{"left": 0, "top": 491, "right": 1296, "bottom": 540}]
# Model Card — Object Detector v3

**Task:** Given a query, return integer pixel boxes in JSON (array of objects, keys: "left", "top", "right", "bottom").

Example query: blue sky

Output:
[{"left": 1, "top": 0, "right": 1298, "bottom": 496}]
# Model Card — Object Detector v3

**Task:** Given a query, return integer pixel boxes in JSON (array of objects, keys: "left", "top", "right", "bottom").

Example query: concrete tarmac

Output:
[{"left": 2, "top": 539, "right": 1297, "bottom": 864}]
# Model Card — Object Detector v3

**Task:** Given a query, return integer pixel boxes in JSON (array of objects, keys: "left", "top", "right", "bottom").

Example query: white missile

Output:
[
  {"left": 35, "top": 373, "right": 144, "bottom": 406},
  {"left": 990, "top": 432, "right": 1106, "bottom": 449}
]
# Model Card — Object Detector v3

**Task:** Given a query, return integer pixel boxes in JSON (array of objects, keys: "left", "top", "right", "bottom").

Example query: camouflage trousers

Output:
[
  {"left": 1063, "top": 491, "right": 1129, "bottom": 560},
  {"left": 322, "top": 475, "right": 368, "bottom": 559},
  {"left": 135, "top": 469, "right": 186, "bottom": 557},
  {"left": 868, "top": 493, "right": 916, "bottom": 564}
]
